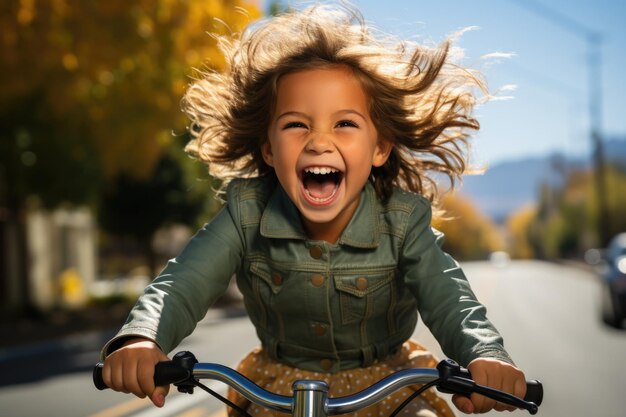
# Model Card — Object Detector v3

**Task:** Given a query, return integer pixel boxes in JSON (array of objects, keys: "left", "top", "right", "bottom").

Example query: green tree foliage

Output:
[{"left": 100, "top": 144, "right": 203, "bottom": 273}]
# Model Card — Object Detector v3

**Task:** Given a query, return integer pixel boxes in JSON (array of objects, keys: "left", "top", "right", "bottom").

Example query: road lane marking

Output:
[
  {"left": 204, "top": 408, "right": 228, "bottom": 417},
  {"left": 130, "top": 381, "right": 227, "bottom": 417},
  {"left": 175, "top": 406, "right": 209, "bottom": 417},
  {"left": 86, "top": 397, "right": 150, "bottom": 417}
]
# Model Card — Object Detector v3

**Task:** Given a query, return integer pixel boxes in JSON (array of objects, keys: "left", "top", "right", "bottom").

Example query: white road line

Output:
[{"left": 130, "top": 381, "right": 227, "bottom": 417}]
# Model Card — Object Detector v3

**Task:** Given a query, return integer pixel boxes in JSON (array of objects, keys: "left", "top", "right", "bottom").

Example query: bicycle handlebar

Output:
[{"left": 94, "top": 352, "right": 543, "bottom": 415}]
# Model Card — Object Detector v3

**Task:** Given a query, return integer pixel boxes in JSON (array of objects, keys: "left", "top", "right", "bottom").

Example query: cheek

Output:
[
  {"left": 270, "top": 145, "right": 299, "bottom": 179},
  {"left": 343, "top": 140, "right": 379, "bottom": 166}
]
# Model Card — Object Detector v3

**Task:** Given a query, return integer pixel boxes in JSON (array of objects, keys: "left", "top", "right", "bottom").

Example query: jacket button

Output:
[
  {"left": 272, "top": 272, "right": 283, "bottom": 286},
  {"left": 355, "top": 277, "right": 368, "bottom": 291},
  {"left": 320, "top": 359, "right": 333, "bottom": 370},
  {"left": 309, "top": 245, "right": 323, "bottom": 259},
  {"left": 311, "top": 274, "right": 325, "bottom": 287},
  {"left": 311, "top": 323, "right": 327, "bottom": 336}
]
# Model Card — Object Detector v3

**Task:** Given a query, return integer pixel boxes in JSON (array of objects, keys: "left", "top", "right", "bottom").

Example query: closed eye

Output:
[
  {"left": 282, "top": 121, "right": 308, "bottom": 130},
  {"left": 336, "top": 119, "right": 359, "bottom": 128}
]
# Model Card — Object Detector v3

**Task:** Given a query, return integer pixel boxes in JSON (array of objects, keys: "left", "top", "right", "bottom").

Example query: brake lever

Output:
[{"left": 169, "top": 351, "right": 199, "bottom": 394}]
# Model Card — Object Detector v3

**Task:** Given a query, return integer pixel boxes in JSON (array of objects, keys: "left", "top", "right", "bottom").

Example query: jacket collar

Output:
[{"left": 260, "top": 182, "right": 380, "bottom": 248}]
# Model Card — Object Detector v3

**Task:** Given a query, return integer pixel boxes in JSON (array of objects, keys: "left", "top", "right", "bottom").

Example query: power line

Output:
[{"left": 508, "top": 0, "right": 601, "bottom": 40}]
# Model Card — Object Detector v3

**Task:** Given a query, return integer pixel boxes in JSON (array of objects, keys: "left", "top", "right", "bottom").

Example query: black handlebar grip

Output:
[
  {"left": 153, "top": 361, "right": 191, "bottom": 386},
  {"left": 446, "top": 361, "right": 543, "bottom": 407},
  {"left": 524, "top": 380, "right": 543, "bottom": 406},
  {"left": 92, "top": 361, "right": 191, "bottom": 391},
  {"left": 93, "top": 362, "right": 108, "bottom": 390}
]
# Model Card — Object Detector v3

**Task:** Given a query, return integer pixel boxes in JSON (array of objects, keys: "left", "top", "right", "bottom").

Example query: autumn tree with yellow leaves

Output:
[
  {"left": 506, "top": 164, "right": 626, "bottom": 259},
  {"left": 0, "top": 0, "right": 260, "bottom": 312},
  {"left": 433, "top": 193, "right": 505, "bottom": 261},
  {"left": 505, "top": 205, "right": 537, "bottom": 259}
]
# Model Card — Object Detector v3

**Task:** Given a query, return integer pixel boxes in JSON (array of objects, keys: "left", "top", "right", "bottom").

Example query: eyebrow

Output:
[
  {"left": 335, "top": 109, "right": 367, "bottom": 120},
  {"left": 275, "top": 111, "right": 310, "bottom": 122}
]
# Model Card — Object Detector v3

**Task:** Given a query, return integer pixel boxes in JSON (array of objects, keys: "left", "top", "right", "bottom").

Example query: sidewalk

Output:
[
  {"left": 1, "top": 278, "right": 246, "bottom": 351},
  {"left": 0, "top": 301, "right": 246, "bottom": 387},
  {"left": 0, "top": 302, "right": 132, "bottom": 351}
]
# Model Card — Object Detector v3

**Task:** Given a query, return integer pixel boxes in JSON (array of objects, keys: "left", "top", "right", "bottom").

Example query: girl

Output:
[{"left": 100, "top": 4, "right": 526, "bottom": 416}]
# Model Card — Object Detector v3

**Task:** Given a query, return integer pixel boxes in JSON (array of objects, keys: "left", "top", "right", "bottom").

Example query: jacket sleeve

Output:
[
  {"left": 400, "top": 198, "right": 513, "bottom": 367},
  {"left": 101, "top": 185, "right": 245, "bottom": 359}
]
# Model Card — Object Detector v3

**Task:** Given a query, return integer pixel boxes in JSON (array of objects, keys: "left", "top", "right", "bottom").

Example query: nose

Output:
[{"left": 305, "top": 129, "right": 334, "bottom": 154}]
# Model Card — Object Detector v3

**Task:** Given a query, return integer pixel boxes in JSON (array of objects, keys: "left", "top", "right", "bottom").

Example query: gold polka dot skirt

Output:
[{"left": 226, "top": 340, "right": 456, "bottom": 417}]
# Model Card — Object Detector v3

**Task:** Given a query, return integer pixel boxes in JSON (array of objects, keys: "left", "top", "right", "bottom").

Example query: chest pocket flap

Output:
[
  {"left": 334, "top": 270, "right": 395, "bottom": 325},
  {"left": 334, "top": 271, "right": 394, "bottom": 297},
  {"left": 250, "top": 261, "right": 284, "bottom": 295}
]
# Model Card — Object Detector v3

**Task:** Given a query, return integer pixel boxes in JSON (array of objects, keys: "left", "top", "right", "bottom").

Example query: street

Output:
[{"left": 1, "top": 260, "right": 625, "bottom": 416}]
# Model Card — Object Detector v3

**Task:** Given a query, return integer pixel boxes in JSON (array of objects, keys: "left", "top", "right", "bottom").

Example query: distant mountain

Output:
[{"left": 458, "top": 137, "right": 626, "bottom": 222}]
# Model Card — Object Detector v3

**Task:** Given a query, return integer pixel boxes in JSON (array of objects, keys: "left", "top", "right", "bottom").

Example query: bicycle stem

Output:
[{"left": 293, "top": 380, "right": 329, "bottom": 417}]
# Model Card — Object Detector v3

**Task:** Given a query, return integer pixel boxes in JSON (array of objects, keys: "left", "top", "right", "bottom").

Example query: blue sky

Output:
[{"left": 257, "top": 0, "right": 626, "bottom": 166}]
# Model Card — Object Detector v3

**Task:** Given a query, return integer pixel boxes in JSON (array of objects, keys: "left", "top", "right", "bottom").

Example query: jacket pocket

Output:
[
  {"left": 249, "top": 261, "right": 285, "bottom": 335},
  {"left": 250, "top": 261, "right": 284, "bottom": 295},
  {"left": 334, "top": 270, "right": 395, "bottom": 325}
]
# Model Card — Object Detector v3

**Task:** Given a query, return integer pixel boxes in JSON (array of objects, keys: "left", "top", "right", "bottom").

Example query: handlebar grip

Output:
[
  {"left": 153, "top": 362, "right": 191, "bottom": 386},
  {"left": 439, "top": 360, "right": 543, "bottom": 410},
  {"left": 524, "top": 380, "right": 543, "bottom": 406},
  {"left": 93, "top": 363, "right": 108, "bottom": 390},
  {"left": 92, "top": 361, "right": 191, "bottom": 391},
  {"left": 457, "top": 366, "right": 543, "bottom": 406}
]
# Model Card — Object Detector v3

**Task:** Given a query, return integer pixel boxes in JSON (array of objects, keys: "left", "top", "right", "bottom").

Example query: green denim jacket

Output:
[{"left": 102, "top": 175, "right": 512, "bottom": 372}]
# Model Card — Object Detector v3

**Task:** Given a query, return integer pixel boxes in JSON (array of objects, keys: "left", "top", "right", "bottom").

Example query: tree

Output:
[
  {"left": 506, "top": 205, "right": 536, "bottom": 259},
  {"left": 100, "top": 147, "right": 204, "bottom": 275},
  {"left": 0, "top": 0, "right": 260, "bottom": 312},
  {"left": 433, "top": 193, "right": 504, "bottom": 260},
  {"left": 510, "top": 164, "right": 626, "bottom": 259}
]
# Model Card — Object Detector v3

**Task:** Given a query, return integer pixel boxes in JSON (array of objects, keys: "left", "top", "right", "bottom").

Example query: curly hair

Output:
[{"left": 182, "top": 3, "right": 486, "bottom": 206}]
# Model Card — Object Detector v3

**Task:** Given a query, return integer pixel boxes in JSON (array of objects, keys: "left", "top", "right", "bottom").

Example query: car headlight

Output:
[{"left": 616, "top": 256, "right": 626, "bottom": 274}]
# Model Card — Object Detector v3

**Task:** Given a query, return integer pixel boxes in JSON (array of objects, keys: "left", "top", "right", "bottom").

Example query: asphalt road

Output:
[{"left": 1, "top": 260, "right": 625, "bottom": 417}]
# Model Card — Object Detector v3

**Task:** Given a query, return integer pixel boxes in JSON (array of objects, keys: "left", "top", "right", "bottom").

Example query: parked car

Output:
[{"left": 601, "top": 233, "right": 626, "bottom": 328}]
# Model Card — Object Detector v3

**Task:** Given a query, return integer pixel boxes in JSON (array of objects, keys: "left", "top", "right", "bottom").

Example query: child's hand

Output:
[
  {"left": 101, "top": 337, "right": 170, "bottom": 407},
  {"left": 451, "top": 358, "right": 526, "bottom": 414}
]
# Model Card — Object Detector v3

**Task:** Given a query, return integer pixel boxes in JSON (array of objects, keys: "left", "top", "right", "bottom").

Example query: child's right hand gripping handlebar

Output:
[{"left": 93, "top": 352, "right": 543, "bottom": 415}]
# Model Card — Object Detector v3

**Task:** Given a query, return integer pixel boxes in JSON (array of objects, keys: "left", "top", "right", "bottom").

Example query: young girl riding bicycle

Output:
[{"left": 100, "top": 4, "right": 527, "bottom": 416}]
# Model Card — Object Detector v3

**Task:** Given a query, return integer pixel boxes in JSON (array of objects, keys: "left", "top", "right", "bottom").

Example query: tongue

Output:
[{"left": 305, "top": 178, "right": 336, "bottom": 199}]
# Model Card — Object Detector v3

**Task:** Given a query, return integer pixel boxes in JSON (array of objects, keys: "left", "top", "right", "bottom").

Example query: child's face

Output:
[{"left": 262, "top": 66, "right": 392, "bottom": 241}]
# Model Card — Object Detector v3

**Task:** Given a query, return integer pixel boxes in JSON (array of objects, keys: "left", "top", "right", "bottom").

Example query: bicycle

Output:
[{"left": 94, "top": 351, "right": 543, "bottom": 417}]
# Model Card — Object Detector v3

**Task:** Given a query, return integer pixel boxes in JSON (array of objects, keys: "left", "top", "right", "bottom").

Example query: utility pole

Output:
[
  {"left": 510, "top": 0, "right": 611, "bottom": 246},
  {"left": 587, "top": 33, "right": 611, "bottom": 246}
]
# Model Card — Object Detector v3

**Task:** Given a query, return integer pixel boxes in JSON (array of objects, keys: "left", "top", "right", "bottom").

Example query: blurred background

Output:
[{"left": 1, "top": 1, "right": 625, "bottom": 416}]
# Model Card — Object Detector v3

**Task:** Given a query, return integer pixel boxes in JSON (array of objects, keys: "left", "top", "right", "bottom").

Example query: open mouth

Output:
[{"left": 301, "top": 166, "right": 344, "bottom": 204}]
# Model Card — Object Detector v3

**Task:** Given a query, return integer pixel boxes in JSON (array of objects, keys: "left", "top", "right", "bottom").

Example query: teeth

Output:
[
  {"left": 305, "top": 187, "right": 338, "bottom": 202},
  {"left": 304, "top": 167, "right": 339, "bottom": 175}
]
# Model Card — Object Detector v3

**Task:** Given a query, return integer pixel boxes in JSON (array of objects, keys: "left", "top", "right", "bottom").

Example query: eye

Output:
[
  {"left": 336, "top": 119, "right": 359, "bottom": 128},
  {"left": 283, "top": 121, "right": 308, "bottom": 130}
]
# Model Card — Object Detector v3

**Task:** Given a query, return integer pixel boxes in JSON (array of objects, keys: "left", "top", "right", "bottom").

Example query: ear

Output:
[
  {"left": 372, "top": 138, "right": 393, "bottom": 167},
  {"left": 261, "top": 140, "right": 275, "bottom": 167}
]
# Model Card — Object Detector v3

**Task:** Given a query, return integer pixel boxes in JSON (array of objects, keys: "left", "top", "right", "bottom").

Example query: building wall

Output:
[{"left": 26, "top": 207, "right": 96, "bottom": 309}]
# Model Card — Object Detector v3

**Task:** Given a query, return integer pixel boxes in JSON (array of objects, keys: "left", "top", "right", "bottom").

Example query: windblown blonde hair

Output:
[{"left": 182, "top": 3, "right": 486, "bottom": 206}]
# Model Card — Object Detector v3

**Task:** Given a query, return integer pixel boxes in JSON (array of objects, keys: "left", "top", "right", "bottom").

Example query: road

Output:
[{"left": 1, "top": 260, "right": 625, "bottom": 416}]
